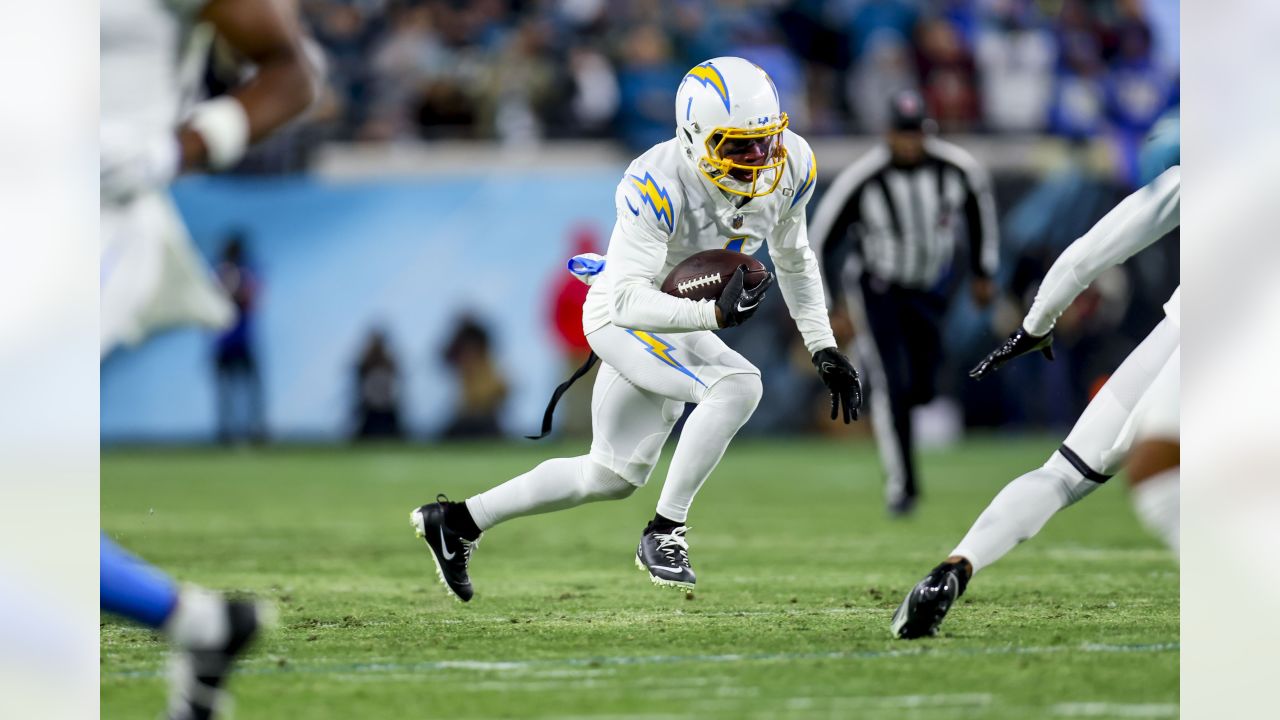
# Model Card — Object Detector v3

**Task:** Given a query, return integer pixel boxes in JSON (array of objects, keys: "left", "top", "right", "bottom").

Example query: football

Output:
[{"left": 660, "top": 249, "right": 769, "bottom": 301}]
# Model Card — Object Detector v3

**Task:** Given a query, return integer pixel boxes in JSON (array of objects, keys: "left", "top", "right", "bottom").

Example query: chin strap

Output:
[{"left": 527, "top": 352, "right": 599, "bottom": 440}]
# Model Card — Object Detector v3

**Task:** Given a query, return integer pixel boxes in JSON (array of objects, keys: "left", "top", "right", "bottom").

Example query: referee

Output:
[{"left": 810, "top": 90, "right": 998, "bottom": 515}]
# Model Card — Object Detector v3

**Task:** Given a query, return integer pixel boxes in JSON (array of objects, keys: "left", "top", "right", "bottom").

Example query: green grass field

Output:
[{"left": 102, "top": 437, "right": 1177, "bottom": 719}]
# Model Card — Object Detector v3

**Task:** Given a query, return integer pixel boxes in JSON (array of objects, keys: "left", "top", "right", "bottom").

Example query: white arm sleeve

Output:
[
  {"left": 771, "top": 202, "right": 838, "bottom": 354},
  {"left": 1024, "top": 166, "right": 1180, "bottom": 336},
  {"left": 605, "top": 169, "right": 719, "bottom": 333}
]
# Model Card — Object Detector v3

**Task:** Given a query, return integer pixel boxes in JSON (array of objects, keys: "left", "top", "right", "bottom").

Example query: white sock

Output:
[
  {"left": 951, "top": 452, "right": 1100, "bottom": 573},
  {"left": 1132, "top": 468, "right": 1179, "bottom": 557},
  {"left": 466, "top": 456, "right": 636, "bottom": 531},
  {"left": 656, "top": 373, "right": 763, "bottom": 523},
  {"left": 163, "top": 585, "right": 229, "bottom": 650}
]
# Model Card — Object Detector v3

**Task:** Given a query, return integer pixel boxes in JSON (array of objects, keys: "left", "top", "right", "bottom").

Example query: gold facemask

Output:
[{"left": 697, "top": 113, "right": 789, "bottom": 198}]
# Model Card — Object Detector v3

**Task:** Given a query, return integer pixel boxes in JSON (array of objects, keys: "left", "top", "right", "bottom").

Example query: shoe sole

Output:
[
  {"left": 634, "top": 555, "right": 695, "bottom": 591},
  {"left": 410, "top": 508, "right": 469, "bottom": 603}
]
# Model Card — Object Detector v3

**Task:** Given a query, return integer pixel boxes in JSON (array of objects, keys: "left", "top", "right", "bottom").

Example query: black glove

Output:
[
  {"left": 715, "top": 265, "right": 774, "bottom": 328},
  {"left": 969, "top": 326, "right": 1055, "bottom": 380},
  {"left": 812, "top": 347, "right": 863, "bottom": 423}
]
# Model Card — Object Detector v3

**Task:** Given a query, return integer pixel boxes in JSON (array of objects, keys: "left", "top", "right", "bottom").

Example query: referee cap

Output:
[{"left": 889, "top": 89, "right": 930, "bottom": 131}]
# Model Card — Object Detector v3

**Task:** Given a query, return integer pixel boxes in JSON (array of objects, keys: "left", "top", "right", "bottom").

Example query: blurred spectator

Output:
[
  {"left": 847, "top": 33, "right": 917, "bottom": 132},
  {"left": 727, "top": 12, "right": 810, "bottom": 130},
  {"left": 1047, "top": 0, "right": 1108, "bottom": 138},
  {"left": 915, "top": 14, "right": 980, "bottom": 131},
  {"left": 213, "top": 232, "right": 265, "bottom": 445},
  {"left": 1140, "top": 0, "right": 1179, "bottom": 72},
  {"left": 308, "top": 0, "right": 384, "bottom": 138},
  {"left": 1102, "top": 0, "right": 1177, "bottom": 185},
  {"left": 441, "top": 315, "right": 509, "bottom": 439},
  {"left": 615, "top": 24, "right": 683, "bottom": 153},
  {"left": 565, "top": 45, "right": 620, "bottom": 137},
  {"left": 669, "top": 0, "right": 731, "bottom": 71},
  {"left": 363, "top": 3, "right": 447, "bottom": 139},
  {"left": 476, "top": 18, "right": 557, "bottom": 144},
  {"left": 975, "top": 0, "right": 1055, "bottom": 132},
  {"left": 353, "top": 328, "right": 404, "bottom": 440},
  {"left": 845, "top": 0, "right": 921, "bottom": 63}
]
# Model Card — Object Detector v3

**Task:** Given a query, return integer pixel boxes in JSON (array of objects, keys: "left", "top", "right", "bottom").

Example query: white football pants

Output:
[
  {"left": 951, "top": 316, "right": 1180, "bottom": 572},
  {"left": 101, "top": 191, "right": 234, "bottom": 359},
  {"left": 465, "top": 322, "right": 762, "bottom": 530}
]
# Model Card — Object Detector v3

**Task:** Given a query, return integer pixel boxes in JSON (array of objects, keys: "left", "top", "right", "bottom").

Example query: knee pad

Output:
[
  {"left": 706, "top": 372, "right": 763, "bottom": 417},
  {"left": 580, "top": 459, "right": 639, "bottom": 501},
  {"left": 1044, "top": 451, "right": 1106, "bottom": 505}
]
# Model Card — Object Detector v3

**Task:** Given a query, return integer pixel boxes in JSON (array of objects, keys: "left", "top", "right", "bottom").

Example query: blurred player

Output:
[
  {"left": 1118, "top": 109, "right": 1181, "bottom": 553},
  {"left": 891, "top": 131, "right": 1179, "bottom": 639},
  {"left": 411, "top": 57, "right": 862, "bottom": 600},
  {"left": 102, "top": 0, "right": 317, "bottom": 716}
]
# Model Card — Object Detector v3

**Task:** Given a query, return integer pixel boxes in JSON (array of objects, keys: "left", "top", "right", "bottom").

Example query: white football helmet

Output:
[{"left": 675, "top": 56, "right": 789, "bottom": 198}]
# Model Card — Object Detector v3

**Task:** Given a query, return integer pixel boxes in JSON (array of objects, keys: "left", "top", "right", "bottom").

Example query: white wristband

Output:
[{"left": 187, "top": 96, "right": 250, "bottom": 170}]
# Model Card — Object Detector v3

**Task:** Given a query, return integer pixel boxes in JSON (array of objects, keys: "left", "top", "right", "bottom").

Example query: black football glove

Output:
[
  {"left": 968, "top": 326, "right": 1055, "bottom": 380},
  {"left": 715, "top": 265, "right": 774, "bottom": 328},
  {"left": 812, "top": 347, "right": 863, "bottom": 423}
]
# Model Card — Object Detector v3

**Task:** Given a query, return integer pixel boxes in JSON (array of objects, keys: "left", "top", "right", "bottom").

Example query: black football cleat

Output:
[
  {"left": 635, "top": 523, "right": 696, "bottom": 590},
  {"left": 887, "top": 493, "right": 918, "bottom": 518},
  {"left": 411, "top": 495, "right": 480, "bottom": 602},
  {"left": 167, "top": 596, "right": 266, "bottom": 720},
  {"left": 890, "top": 560, "right": 970, "bottom": 639}
]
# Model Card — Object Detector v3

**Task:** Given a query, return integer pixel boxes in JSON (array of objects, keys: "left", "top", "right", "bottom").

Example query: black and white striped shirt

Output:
[{"left": 810, "top": 138, "right": 998, "bottom": 301}]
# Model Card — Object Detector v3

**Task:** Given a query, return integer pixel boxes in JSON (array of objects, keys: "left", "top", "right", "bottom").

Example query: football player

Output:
[
  {"left": 891, "top": 136, "right": 1180, "bottom": 639},
  {"left": 102, "top": 0, "right": 318, "bottom": 716},
  {"left": 411, "top": 56, "right": 863, "bottom": 600}
]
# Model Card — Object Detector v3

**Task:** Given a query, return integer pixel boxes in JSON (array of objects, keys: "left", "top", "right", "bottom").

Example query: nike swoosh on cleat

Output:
[
  {"left": 438, "top": 527, "right": 455, "bottom": 560},
  {"left": 649, "top": 564, "right": 684, "bottom": 574}
]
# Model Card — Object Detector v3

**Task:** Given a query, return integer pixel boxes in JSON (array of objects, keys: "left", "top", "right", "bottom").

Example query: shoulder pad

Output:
[
  {"left": 617, "top": 165, "right": 681, "bottom": 236},
  {"left": 785, "top": 132, "right": 818, "bottom": 210}
]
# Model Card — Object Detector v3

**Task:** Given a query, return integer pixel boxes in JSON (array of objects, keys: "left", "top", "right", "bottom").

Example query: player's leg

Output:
[
  {"left": 653, "top": 332, "right": 763, "bottom": 524},
  {"left": 581, "top": 326, "right": 762, "bottom": 589},
  {"left": 101, "top": 534, "right": 179, "bottom": 627},
  {"left": 1126, "top": 348, "right": 1180, "bottom": 555},
  {"left": 891, "top": 317, "right": 1179, "bottom": 638},
  {"left": 636, "top": 371, "right": 762, "bottom": 588},
  {"left": 101, "top": 536, "right": 264, "bottom": 719},
  {"left": 410, "top": 358, "right": 680, "bottom": 601},
  {"left": 468, "top": 362, "right": 671, "bottom": 527}
]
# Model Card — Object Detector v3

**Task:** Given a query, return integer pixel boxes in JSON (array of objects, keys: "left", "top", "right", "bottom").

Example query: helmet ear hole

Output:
[{"left": 681, "top": 128, "right": 693, "bottom": 144}]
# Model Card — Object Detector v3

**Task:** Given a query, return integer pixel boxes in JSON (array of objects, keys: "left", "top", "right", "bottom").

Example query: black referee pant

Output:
[{"left": 857, "top": 274, "right": 946, "bottom": 508}]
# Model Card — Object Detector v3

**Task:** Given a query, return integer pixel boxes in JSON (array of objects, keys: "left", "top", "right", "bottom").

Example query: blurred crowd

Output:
[{"left": 300, "top": 0, "right": 1178, "bottom": 151}]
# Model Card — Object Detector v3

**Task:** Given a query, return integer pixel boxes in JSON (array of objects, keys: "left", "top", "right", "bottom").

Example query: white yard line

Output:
[
  {"left": 1051, "top": 702, "right": 1179, "bottom": 717},
  {"left": 105, "top": 641, "right": 1178, "bottom": 681}
]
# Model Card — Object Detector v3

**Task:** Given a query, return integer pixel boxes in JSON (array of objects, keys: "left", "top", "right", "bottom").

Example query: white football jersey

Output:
[
  {"left": 583, "top": 129, "right": 836, "bottom": 354},
  {"left": 1024, "top": 165, "right": 1180, "bottom": 335},
  {"left": 100, "top": 0, "right": 234, "bottom": 355},
  {"left": 101, "top": 0, "right": 211, "bottom": 201}
]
